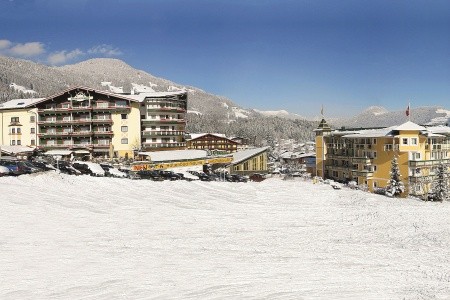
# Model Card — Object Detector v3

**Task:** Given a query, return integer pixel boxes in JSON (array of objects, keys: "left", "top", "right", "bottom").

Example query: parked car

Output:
[
  {"left": 0, "top": 160, "right": 24, "bottom": 176},
  {"left": 21, "top": 161, "right": 43, "bottom": 173},
  {"left": 230, "top": 174, "right": 248, "bottom": 182},
  {"left": 249, "top": 173, "right": 266, "bottom": 182},
  {"left": 137, "top": 170, "right": 164, "bottom": 181},
  {"left": 190, "top": 171, "right": 213, "bottom": 181},
  {"left": 72, "top": 162, "right": 93, "bottom": 175},
  {"left": 0, "top": 165, "right": 10, "bottom": 176},
  {"left": 56, "top": 161, "right": 81, "bottom": 175},
  {"left": 157, "top": 170, "right": 182, "bottom": 181}
]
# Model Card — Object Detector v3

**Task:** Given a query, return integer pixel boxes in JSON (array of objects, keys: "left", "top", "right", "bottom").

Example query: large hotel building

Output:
[
  {"left": 0, "top": 86, "right": 187, "bottom": 158},
  {"left": 315, "top": 118, "right": 450, "bottom": 197}
]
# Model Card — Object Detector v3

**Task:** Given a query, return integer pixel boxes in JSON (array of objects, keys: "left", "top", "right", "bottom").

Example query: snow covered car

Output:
[{"left": 0, "top": 165, "right": 10, "bottom": 176}]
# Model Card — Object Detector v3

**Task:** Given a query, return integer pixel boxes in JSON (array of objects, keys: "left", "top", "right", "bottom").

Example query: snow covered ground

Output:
[{"left": 1, "top": 173, "right": 449, "bottom": 299}]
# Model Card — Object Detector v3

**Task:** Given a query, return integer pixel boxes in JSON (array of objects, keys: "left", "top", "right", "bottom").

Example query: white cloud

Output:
[
  {"left": 47, "top": 49, "right": 84, "bottom": 65},
  {"left": 88, "top": 44, "right": 122, "bottom": 56},
  {"left": 0, "top": 39, "right": 12, "bottom": 50},
  {"left": 9, "top": 42, "right": 45, "bottom": 57}
]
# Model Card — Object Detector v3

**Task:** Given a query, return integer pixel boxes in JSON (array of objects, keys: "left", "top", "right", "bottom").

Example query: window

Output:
[
  {"left": 11, "top": 140, "right": 16, "bottom": 145},
  {"left": 11, "top": 128, "right": 15, "bottom": 134},
  {"left": 116, "top": 100, "right": 126, "bottom": 107},
  {"left": 31, "top": 139, "right": 35, "bottom": 146},
  {"left": 11, "top": 117, "right": 19, "bottom": 123},
  {"left": 121, "top": 138, "right": 128, "bottom": 144},
  {"left": 411, "top": 138, "right": 418, "bottom": 145},
  {"left": 402, "top": 138, "right": 408, "bottom": 145},
  {"left": 30, "top": 115, "right": 35, "bottom": 122},
  {"left": 17, "top": 128, "right": 21, "bottom": 134},
  {"left": 97, "top": 102, "right": 109, "bottom": 108},
  {"left": 121, "top": 113, "right": 128, "bottom": 120},
  {"left": 121, "top": 126, "right": 128, "bottom": 132},
  {"left": 31, "top": 128, "right": 35, "bottom": 134}
]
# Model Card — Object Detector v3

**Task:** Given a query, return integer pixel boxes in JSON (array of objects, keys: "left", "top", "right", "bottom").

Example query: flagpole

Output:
[{"left": 409, "top": 102, "right": 411, "bottom": 121}]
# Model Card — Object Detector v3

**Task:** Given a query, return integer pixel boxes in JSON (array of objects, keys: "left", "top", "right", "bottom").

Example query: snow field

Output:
[{"left": 1, "top": 172, "right": 449, "bottom": 299}]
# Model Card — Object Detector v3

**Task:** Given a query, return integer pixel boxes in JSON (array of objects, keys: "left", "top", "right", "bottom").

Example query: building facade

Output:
[
  {"left": 0, "top": 87, "right": 189, "bottom": 158},
  {"left": 315, "top": 119, "right": 450, "bottom": 196},
  {"left": 186, "top": 133, "right": 240, "bottom": 153},
  {"left": 139, "top": 91, "right": 187, "bottom": 151},
  {"left": 230, "top": 147, "right": 269, "bottom": 175}
]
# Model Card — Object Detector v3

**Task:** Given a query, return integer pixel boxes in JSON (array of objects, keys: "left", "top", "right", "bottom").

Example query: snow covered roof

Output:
[
  {"left": 44, "top": 150, "right": 73, "bottom": 156},
  {"left": 138, "top": 149, "right": 208, "bottom": 162},
  {"left": 187, "top": 133, "right": 229, "bottom": 141},
  {"left": 425, "top": 125, "right": 450, "bottom": 135},
  {"left": 121, "top": 90, "right": 187, "bottom": 102},
  {"left": 0, "top": 145, "right": 35, "bottom": 154},
  {"left": 231, "top": 147, "right": 270, "bottom": 165},
  {"left": 394, "top": 121, "right": 426, "bottom": 131},
  {"left": 0, "top": 98, "right": 45, "bottom": 110},
  {"left": 341, "top": 127, "right": 395, "bottom": 138}
]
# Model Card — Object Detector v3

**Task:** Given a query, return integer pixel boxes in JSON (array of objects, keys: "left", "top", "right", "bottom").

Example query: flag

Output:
[
  {"left": 321, "top": 105, "right": 324, "bottom": 116},
  {"left": 406, "top": 104, "right": 410, "bottom": 117}
]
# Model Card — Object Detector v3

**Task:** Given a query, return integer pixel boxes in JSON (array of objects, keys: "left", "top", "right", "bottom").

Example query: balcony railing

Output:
[
  {"left": 409, "top": 158, "right": 450, "bottom": 167},
  {"left": 39, "top": 143, "right": 111, "bottom": 149},
  {"left": 146, "top": 107, "right": 186, "bottom": 112},
  {"left": 142, "top": 142, "right": 186, "bottom": 148},
  {"left": 38, "top": 118, "right": 113, "bottom": 125},
  {"left": 352, "top": 157, "right": 373, "bottom": 164},
  {"left": 38, "top": 107, "right": 89, "bottom": 113},
  {"left": 351, "top": 170, "right": 374, "bottom": 178},
  {"left": 38, "top": 105, "right": 130, "bottom": 113},
  {"left": 93, "top": 105, "right": 130, "bottom": 110},
  {"left": 141, "top": 118, "right": 185, "bottom": 123},
  {"left": 142, "top": 130, "right": 185, "bottom": 137},
  {"left": 93, "top": 131, "right": 114, "bottom": 135}
]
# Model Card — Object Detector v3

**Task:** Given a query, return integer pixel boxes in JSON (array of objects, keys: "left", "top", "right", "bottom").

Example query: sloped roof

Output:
[
  {"left": 231, "top": 147, "right": 270, "bottom": 165},
  {"left": 0, "top": 98, "right": 45, "bottom": 110},
  {"left": 138, "top": 149, "right": 208, "bottom": 162},
  {"left": 123, "top": 90, "right": 187, "bottom": 102},
  {"left": 45, "top": 150, "right": 73, "bottom": 156},
  {"left": 187, "top": 133, "right": 231, "bottom": 141},
  {"left": 0, "top": 145, "right": 35, "bottom": 154},
  {"left": 394, "top": 121, "right": 426, "bottom": 131},
  {"left": 342, "top": 127, "right": 395, "bottom": 138}
]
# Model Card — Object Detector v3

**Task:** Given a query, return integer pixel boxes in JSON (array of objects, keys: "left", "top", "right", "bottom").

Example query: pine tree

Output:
[
  {"left": 432, "top": 163, "right": 448, "bottom": 202},
  {"left": 385, "top": 156, "right": 405, "bottom": 197}
]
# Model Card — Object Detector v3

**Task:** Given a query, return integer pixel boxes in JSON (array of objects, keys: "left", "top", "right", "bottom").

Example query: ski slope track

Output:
[{"left": 1, "top": 173, "right": 449, "bottom": 299}]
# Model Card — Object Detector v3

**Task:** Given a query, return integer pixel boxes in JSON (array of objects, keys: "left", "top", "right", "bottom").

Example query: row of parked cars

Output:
[
  {"left": 0, "top": 157, "right": 55, "bottom": 176},
  {"left": 0, "top": 157, "right": 267, "bottom": 183}
]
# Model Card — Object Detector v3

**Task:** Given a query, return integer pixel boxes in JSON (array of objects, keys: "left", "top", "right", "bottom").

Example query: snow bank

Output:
[{"left": 1, "top": 173, "right": 449, "bottom": 299}]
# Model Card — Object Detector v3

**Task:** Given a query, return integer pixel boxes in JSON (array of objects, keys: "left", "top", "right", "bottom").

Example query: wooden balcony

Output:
[
  {"left": 142, "top": 142, "right": 186, "bottom": 149},
  {"left": 142, "top": 130, "right": 185, "bottom": 137},
  {"left": 351, "top": 170, "right": 374, "bottom": 178},
  {"left": 409, "top": 158, "right": 450, "bottom": 167},
  {"left": 146, "top": 107, "right": 186, "bottom": 112},
  {"left": 141, "top": 118, "right": 185, "bottom": 124}
]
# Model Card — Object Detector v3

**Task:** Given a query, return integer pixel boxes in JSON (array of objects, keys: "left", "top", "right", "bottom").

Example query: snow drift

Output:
[{"left": 1, "top": 173, "right": 449, "bottom": 299}]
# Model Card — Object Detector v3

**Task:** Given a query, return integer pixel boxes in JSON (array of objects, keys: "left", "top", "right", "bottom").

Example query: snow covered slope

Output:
[{"left": 1, "top": 173, "right": 449, "bottom": 299}]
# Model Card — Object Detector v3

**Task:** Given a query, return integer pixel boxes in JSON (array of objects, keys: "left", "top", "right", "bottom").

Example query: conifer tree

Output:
[
  {"left": 386, "top": 156, "right": 405, "bottom": 197},
  {"left": 432, "top": 163, "right": 448, "bottom": 202}
]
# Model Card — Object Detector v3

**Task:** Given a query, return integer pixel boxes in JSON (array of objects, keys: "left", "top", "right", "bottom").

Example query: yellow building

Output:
[
  {"left": 229, "top": 147, "right": 269, "bottom": 175},
  {"left": 315, "top": 120, "right": 450, "bottom": 197},
  {"left": 0, "top": 87, "right": 189, "bottom": 159}
]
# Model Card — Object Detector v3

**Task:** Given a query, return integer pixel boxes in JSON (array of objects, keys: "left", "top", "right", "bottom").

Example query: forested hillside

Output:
[{"left": 0, "top": 56, "right": 317, "bottom": 145}]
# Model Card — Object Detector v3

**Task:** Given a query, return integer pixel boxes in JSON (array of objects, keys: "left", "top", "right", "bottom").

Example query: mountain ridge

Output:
[{"left": 0, "top": 56, "right": 316, "bottom": 145}]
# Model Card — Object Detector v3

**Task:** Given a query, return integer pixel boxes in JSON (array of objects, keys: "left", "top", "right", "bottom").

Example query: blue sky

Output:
[{"left": 0, "top": 0, "right": 449, "bottom": 118}]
